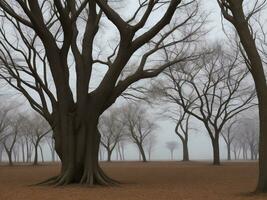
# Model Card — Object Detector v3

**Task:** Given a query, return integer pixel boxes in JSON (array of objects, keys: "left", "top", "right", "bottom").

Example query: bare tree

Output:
[
  {"left": 238, "top": 117, "right": 259, "bottom": 160},
  {"left": 2, "top": 114, "right": 22, "bottom": 166},
  {"left": 99, "top": 107, "right": 125, "bottom": 162},
  {"left": 28, "top": 114, "right": 51, "bottom": 165},
  {"left": 0, "top": 0, "right": 204, "bottom": 185},
  {"left": 116, "top": 139, "right": 127, "bottom": 161},
  {"left": 174, "top": 111, "right": 191, "bottom": 161},
  {"left": 217, "top": 0, "right": 267, "bottom": 192},
  {"left": 123, "top": 104, "right": 156, "bottom": 162},
  {"left": 21, "top": 124, "right": 34, "bottom": 163},
  {"left": 0, "top": 104, "right": 10, "bottom": 143},
  {"left": 221, "top": 119, "right": 238, "bottom": 160},
  {"left": 145, "top": 134, "right": 157, "bottom": 161},
  {"left": 166, "top": 141, "right": 178, "bottom": 160},
  {"left": 153, "top": 45, "right": 255, "bottom": 165},
  {"left": 231, "top": 138, "right": 242, "bottom": 160}
]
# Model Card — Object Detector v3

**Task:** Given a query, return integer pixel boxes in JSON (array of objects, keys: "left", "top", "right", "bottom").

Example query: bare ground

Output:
[{"left": 0, "top": 161, "right": 266, "bottom": 200}]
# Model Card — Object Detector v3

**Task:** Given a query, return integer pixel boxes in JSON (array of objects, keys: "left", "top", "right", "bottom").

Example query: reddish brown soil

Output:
[{"left": 0, "top": 161, "right": 266, "bottom": 200}]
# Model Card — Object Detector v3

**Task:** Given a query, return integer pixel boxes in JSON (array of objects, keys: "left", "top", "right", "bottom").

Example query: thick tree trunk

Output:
[
  {"left": 257, "top": 100, "right": 267, "bottom": 192},
  {"left": 211, "top": 138, "right": 220, "bottom": 165},
  {"left": 41, "top": 111, "right": 116, "bottom": 186},
  {"left": 225, "top": 4, "right": 267, "bottom": 192},
  {"left": 182, "top": 140, "right": 189, "bottom": 161}
]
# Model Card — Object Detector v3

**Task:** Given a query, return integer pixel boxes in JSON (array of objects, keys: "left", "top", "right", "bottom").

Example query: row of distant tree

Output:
[{"left": 0, "top": 99, "right": 259, "bottom": 165}]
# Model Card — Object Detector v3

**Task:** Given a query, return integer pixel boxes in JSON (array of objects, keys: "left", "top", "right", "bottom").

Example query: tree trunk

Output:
[
  {"left": 227, "top": 143, "right": 231, "bottom": 161},
  {"left": 39, "top": 146, "right": 44, "bottom": 163},
  {"left": 21, "top": 143, "right": 25, "bottom": 163},
  {"left": 107, "top": 150, "right": 112, "bottom": 162},
  {"left": 7, "top": 152, "right": 13, "bottom": 166},
  {"left": 122, "top": 145, "right": 125, "bottom": 161},
  {"left": 182, "top": 140, "right": 189, "bottom": 161},
  {"left": 117, "top": 143, "right": 123, "bottom": 161},
  {"left": 137, "top": 144, "right": 146, "bottom": 162},
  {"left": 33, "top": 143, "right": 39, "bottom": 165},
  {"left": 234, "top": 150, "right": 237, "bottom": 160},
  {"left": 42, "top": 111, "right": 116, "bottom": 186},
  {"left": 256, "top": 95, "right": 267, "bottom": 192},
  {"left": 224, "top": 4, "right": 267, "bottom": 192},
  {"left": 211, "top": 138, "right": 220, "bottom": 165}
]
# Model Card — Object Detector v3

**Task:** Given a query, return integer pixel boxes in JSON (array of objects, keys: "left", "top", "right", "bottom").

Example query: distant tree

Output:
[
  {"left": 28, "top": 114, "right": 51, "bottom": 165},
  {"left": 0, "top": 104, "right": 10, "bottom": 143},
  {"left": 145, "top": 134, "right": 157, "bottom": 161},
  {"left": 166, "top": 141, "right": 178, "bottom": 160},
  {"left": 99, "top": 107, "right": 126, "bottom": 162},
  {"left": 239, "top": 117, "right": 259, "bottom": 160},
  {"left": 2, "top": 114, "right": 22, "bottom": 165},
  {"left": 231, "top": 138, "right": 242, "bottom": 160},
  {"left": 116, "top": 139, "right": 127, "bottom": 161},
  {"left": 123, "top": 104, "right": 156, "bottom": 162},
  {"left": 221, "top": 119, "right": 238, "bottom": 160}
]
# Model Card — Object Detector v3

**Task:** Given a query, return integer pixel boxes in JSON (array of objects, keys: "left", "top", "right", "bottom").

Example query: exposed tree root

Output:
[
  {"left": 34, "top": 176, "right": 59, "bottom": 186},
  {"left": 34, "top": 168, "right": 119, "bottom": 187}
]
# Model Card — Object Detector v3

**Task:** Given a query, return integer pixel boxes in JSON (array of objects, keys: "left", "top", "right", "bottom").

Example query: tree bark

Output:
[
  {"left": 107, "top": 150, "right": 112, "bottom": 162},
  {"left": 221, "top": 1, "right": 267, "bottom": 192},
  {"left": 33, "top": 142, "right": 39, "bottom": 165},
  {"left": 182, "top": 140, "right": 189, "bottom": 161},
  {"left": 211, "top": 138, "right": 220, "bottom": 165},
  {"left": 41, "top": 110, "right": 117, "bottom": 186},
  {"left": 227, "top": 143, "right": 231, "bottom": 161},
  {"left": 137, "top": 143, "right": 147, "bottom": 162},
  {"left": 7, "top": 151, "right": 13, "bottom": 166}
]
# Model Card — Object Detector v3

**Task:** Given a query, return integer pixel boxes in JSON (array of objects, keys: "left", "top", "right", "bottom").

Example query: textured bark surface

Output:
[
  {"left": 46, "top": 112, "right": 117, "bottom": 186},
  {"left": 211, "top": 139, "right": 220, "bottom": 165},
  {"left": 182, "top": 141, "right": 189, "bottom": 161}
]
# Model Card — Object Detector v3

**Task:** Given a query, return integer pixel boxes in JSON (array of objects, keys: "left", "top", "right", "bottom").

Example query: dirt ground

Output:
[{"left": 0, "top": 161, "right": 266, "bottom": 200}]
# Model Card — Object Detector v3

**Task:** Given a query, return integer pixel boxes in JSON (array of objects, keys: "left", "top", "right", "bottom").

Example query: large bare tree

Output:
[
  {"left": 217, "top": 0, "right": 267, "bottom": 192},
  {"left": 154, "top": 45, "right": 255, "bottom": 165},
  {"left": 0, "top": 0, "right": 203, "bottom": 185}
]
